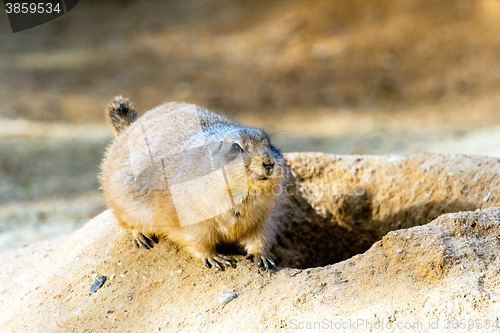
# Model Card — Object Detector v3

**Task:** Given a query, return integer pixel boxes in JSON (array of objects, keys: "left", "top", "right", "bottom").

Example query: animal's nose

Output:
[
  {"left": 263, "top": 161, "right": 274, "bottom": 170},
  {"left": 263, "top": 155, "right": 275, "bottom": 175}
]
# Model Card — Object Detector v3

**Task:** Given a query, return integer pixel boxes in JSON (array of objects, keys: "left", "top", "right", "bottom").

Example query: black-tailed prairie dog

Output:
[{"left": 100, "top": 96, "right": 285, "bottom": 271}]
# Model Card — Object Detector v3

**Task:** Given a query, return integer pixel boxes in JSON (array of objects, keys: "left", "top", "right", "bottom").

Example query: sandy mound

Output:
[{"left": 1, "top": 153, "right": 500, "bottom": 332}]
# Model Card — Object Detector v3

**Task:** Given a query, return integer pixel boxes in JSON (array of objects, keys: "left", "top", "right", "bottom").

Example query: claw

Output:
[
  {"left": 226, "top": 259, "right": 237, "bottom": 268},
  {"left": 141, "top": 240, "right": 151, "bottom": 250},
  {"left": 203, "top": 254, "right": 237, "bottom": 270},
  {"left": 257, "top": 258, "right": 263, "bottom": 268},
  {"left": 142, "top": 235, "right": 154, "bottom": 247},
  {"left": 267, "top": 257, "right": 277, "bottom": 270},
  {"left": 132, "top": 232, "right": 157, "bottom": 250},
  {"left": 252, "top": 254, "right": 277, "bottom": 272},
  {"left": 246, "top": 254, "right": 254, "bottom": 261},
  {"left": 262, "top": 257, "right": 269, "bottom": 271},
  {"left": 218, "top": 254, "right": 237, "bottom": 264},
  {"left": 204, "top": 258, "right": 212, "bottom": 269},
  {"left": 207, "top": 257, "right": 223, "bottom": 271}
]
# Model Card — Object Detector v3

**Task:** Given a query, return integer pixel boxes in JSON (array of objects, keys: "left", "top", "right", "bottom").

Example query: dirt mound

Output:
[
  {"left": 272, "top": 152, "right": 500, "bottom": 268},
  {"left": 1, "top": 153, "right": 500, "bottom": 332}
]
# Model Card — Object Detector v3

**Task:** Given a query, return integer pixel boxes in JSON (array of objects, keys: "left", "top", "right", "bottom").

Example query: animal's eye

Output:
[{"left": 230, "top": 143, "right": 242, "bottom": 153}]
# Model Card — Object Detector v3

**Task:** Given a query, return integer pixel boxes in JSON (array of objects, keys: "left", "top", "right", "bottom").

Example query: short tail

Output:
[{"left": 105, "top": 96, "right": 138, "bottom": 135}]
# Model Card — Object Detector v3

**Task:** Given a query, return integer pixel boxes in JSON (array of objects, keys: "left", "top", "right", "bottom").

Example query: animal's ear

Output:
[{"left": 270, "top": 144, "right": 284, "bottom": 159}]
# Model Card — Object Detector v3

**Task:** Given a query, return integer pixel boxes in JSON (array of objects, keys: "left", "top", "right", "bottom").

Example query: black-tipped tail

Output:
[{"left": 106, "top": 96, "right": 138, "bottom": 135}]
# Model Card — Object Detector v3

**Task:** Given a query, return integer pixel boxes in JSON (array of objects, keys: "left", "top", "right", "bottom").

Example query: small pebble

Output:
[
  {"left": 408, "top": 274, "right": 412, "bottom": 277},
  {"left": 20, "top": 290, "right": 31, "bottom": 300},
  {"left": 90, "top": 276, "right": 107, "bottom": 293},
  {"left": 108, "top": 310, "right": 114, "bottom": 314},
  {"left": 218, "top": 291, "right": 238, "bottom": 304},
  {"left": 177, "top": 269, "right": 182, "bottom": 273}
]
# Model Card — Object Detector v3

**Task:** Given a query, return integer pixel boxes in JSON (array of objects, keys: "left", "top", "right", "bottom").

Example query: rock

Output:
[
  {"left": 90, "top": 276, "right": 107, "bottom": 293},
  {"left": 219, "top": 292, "right": 238, "bottom": 304},
  {"left": 1, "top": 153, "right": 500, "bottom": 332}
]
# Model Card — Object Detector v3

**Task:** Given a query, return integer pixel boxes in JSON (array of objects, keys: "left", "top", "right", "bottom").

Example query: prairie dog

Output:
[{"left": 100, "top": 96, "right": 285, "bottom": 271}]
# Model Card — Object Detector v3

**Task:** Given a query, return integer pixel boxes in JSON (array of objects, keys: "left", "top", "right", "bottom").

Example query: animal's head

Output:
[{"left": 207, "top": 126, "right": 285, "bottom": 199}]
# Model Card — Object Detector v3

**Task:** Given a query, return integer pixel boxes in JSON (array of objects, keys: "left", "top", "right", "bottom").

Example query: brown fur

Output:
[
  {"left": 105, "top": 96, "right": 138, "bottom": 135},
  {"left": 100, "top": 99, "right": 285, "bottom": 270}
]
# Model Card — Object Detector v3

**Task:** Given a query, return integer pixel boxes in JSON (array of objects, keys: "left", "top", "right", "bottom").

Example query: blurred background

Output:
[{"left": 1, "top": 0, "right": 500, "bottom": 252}]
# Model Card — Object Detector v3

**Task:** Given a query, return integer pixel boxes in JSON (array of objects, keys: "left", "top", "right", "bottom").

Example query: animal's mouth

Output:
[{"left": 250, "top": 172, "right": 269, "bottom": 181}]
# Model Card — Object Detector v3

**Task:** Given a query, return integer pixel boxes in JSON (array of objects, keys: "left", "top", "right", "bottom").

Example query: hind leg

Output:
[{"left": 133, "top": 230, "right": 159, "bottom": 250}]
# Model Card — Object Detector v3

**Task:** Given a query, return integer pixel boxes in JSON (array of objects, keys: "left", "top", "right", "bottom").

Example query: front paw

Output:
[
  {"left": 246, "top": 253, "right": 276, "bottom": 272},
  {"left": 203, "top": 254, "right": 237, "bottom": 271},
  {"left": 133, "top": 231, "right": 158, "bottom": 250}
]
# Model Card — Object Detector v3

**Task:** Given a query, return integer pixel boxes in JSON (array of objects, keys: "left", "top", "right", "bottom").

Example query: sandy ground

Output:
[{"left": 2, "top": 153, "right": 500, "bottom": 332}]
